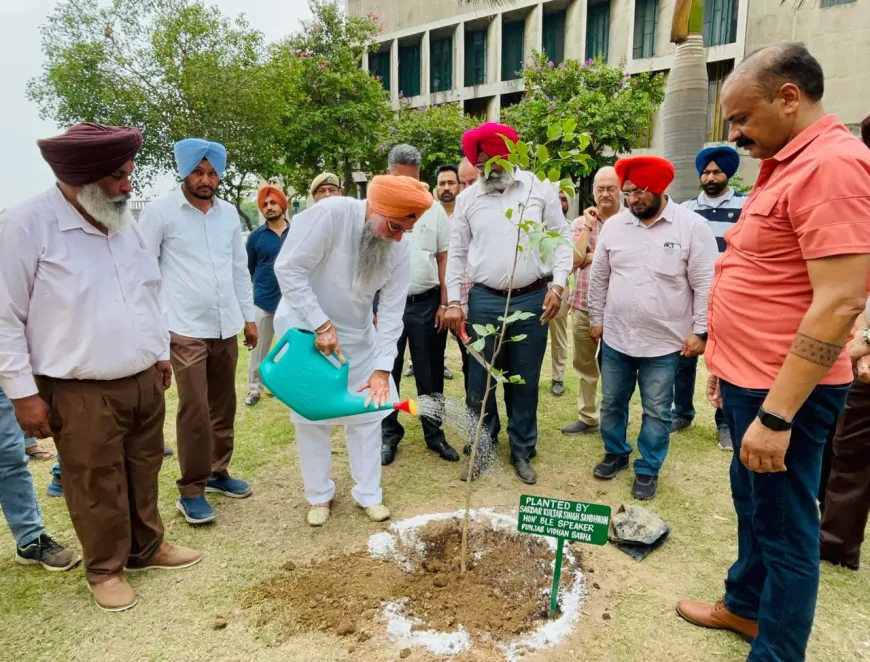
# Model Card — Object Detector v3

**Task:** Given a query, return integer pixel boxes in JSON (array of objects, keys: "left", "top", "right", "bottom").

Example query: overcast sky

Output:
[{"left": 0, "top": 0, "right": 312, "bottom": 208}]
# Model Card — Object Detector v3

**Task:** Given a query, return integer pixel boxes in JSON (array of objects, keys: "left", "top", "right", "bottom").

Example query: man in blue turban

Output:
[
  {"left": 673, "top": 145, "right": 748, "bottom": 450},
  {"left": 139, "top": 138, "right": 257, "bottom": 526}
]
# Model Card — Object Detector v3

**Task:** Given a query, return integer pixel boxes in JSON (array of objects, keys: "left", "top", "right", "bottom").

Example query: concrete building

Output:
[{"left": 348, "top": 0, "right": 869, "bottom": 183}]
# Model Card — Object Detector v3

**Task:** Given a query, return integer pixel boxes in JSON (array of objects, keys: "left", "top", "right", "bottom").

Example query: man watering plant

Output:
[{"left": 272, "top": 175, "right": 432, "bottom": 527}]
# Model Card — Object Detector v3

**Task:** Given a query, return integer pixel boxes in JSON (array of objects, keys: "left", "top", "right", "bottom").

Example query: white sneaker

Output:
[
  {"left": 363, "top": 503, "right": 390, "bottom": 522},
  {"left": 307, "top": 503, "right": 331, "bottom": 527}
]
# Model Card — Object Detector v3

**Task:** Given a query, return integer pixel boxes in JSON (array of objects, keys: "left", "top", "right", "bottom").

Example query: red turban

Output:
[
  {"left": 37, "top": 122, "right": 142, "bottom": 186},
  {"left": 614, "top": 156, "right": 675, "bottom": 195},
  {"left": 462, "top": 122, "right": 519, "bottom": 165},
  {"left": 367, "top": 175, "right": 432, "bottom": 220},
  {"left": 257, "top": 184, "right": 288, "bottom": 213}
]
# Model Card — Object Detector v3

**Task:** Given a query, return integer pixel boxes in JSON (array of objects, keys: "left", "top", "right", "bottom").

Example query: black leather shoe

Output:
[
  {"left": 381, "top": 444, "right": 398, "bottom": 466},
  {"left": 632, "top": 474, "right": 658, "bottom": 500},
  {"left": 593, "top": 453, "right": 630, "bottom": 480},
  {"left": 551, "top": 381, "right": 565, "bottom": 396},
  {"left": 511, "top": 456, "right": 537, "bottom": 484},
  {"left": 429, "top": 441, "right": 460, "bottom": 462}
]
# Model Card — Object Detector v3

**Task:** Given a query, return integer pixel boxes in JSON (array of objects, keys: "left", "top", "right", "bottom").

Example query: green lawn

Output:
[{"left": 1, "top": 341, "right": 867, "bottom": 662}]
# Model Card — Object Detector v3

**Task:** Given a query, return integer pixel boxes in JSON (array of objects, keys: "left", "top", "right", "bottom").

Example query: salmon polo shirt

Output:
[{"left": 706, "top": 115, "right": 870, "bottom": 389}]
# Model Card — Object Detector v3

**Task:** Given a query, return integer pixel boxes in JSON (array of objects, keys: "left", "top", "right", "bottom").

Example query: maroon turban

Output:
[
  {"left": 37, "top": 122, "right": 143, "bottom": 186},
  {"left": 462, "top": 122, "right": 519, "bottom": 165},
  {"left": 614, "top": 156, "right": 675, "bottom": 195},
  {"left": 861, "top": 113, "right": 870, "bottom": 149}
]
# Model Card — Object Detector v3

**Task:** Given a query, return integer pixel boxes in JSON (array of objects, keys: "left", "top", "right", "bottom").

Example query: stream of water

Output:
[{"left": 414, "top": 394, "right": 497, "bottom": 476}]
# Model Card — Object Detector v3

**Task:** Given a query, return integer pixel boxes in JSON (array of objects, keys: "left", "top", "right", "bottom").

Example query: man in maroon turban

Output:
[{"left": 0, "top": 122, "right": 202, "bottom": 612}]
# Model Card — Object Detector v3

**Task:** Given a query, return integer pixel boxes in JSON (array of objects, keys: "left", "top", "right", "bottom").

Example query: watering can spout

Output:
[{"left": 258, "top": 328, "right": 420, "bottom": 422}]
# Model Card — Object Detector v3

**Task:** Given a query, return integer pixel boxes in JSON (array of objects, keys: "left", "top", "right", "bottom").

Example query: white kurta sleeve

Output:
[
  {"left": 273, "top": 203, "right": 334, "bottom": 332},
  {"left": 447, "top": 195, "right": 471, "bottom": 302},
  {"left": 541, "top": 182, "right": 573, "bottom": 289},
  {"left": 372, "top": 243, "right": 412, "bottom": 373},
  {"left": 231, "top": 222, "right": 256, "bottom": 323},
  {"left": 0, "top": 215, "right": 40, "bottom": 398}
]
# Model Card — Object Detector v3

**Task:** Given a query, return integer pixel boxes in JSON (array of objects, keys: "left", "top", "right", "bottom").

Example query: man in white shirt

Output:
[
  {"left": 273, "top": 175, "right": 432, "bottom": 527},
  {"left": 587, "top": 156, "right": 718, "bottom": 500},
  {"left": 140, "top": 138, "right": 257, "bottom": 526},
  {"left": 0, "top": 123, "right": 201, "bottom": 612},
  {"left": 444, "top": 123, "right": 573, "bottom": 485},
  {"left": 380, "top": 146, "right": 459, "bottom": 466}
]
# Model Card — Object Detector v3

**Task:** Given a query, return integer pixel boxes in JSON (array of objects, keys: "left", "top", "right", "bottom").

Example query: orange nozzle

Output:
[{"left": 393, "top": 398, "right": 418, "bottom": 417}]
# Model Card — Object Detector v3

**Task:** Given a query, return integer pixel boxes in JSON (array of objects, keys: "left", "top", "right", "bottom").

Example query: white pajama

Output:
[
  {"left": 295, "top": 419, "right": 383, "bottom": 507},
  {"left": 247, "top": 306, "right": 275, "bottom": 393}
]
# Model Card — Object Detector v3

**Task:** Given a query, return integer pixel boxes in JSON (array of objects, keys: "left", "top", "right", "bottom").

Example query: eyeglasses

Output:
[
  {"left": 622, "top": 187, "right": 649, "bottom": 200},
  {"left": 594, "top": 186, "right": 619, "bottom": 195},
  {"left": 386, "top": 217, "right": 414, "bottom": 234}
]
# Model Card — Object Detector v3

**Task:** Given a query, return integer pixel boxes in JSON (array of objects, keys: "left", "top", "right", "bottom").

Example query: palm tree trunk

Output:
[{"left": 662, "top": 0, "right": 708, "bottom": 203}]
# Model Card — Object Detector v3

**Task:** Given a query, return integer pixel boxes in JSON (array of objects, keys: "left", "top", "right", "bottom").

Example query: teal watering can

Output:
[{"left": 258, "top": 328, "right": 418, "bottom": 421}]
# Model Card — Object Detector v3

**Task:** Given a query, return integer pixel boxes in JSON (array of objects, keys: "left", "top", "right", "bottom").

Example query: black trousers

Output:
[{"left": 382, "top": 288, "right": 448, "bottom": 448}]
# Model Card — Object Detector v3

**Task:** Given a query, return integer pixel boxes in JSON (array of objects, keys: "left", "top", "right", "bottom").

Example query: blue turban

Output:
[
  {"left": 174, "top": 138, "right": 227, "bottom": 179},
  {"left": 695, "top": 146, "right": 740, "bottom": 179}
]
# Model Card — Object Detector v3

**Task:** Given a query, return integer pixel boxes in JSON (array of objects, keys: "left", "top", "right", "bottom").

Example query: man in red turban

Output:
[
  {"left": 38, "top": 122, "right": 142, "bottom": 187},
  {"left": 244, "top": 184, "right": 291, "bottom": 407},
  {"left": 461, "top": 122, "right": 520, "bottom": 192}
]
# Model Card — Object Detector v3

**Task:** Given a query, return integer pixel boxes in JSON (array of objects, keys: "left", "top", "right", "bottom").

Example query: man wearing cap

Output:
[
  {"left": 588, "top": 155, "right": 718, "bottom": 500},
  {"left": 672, "top": 145, "right": 747, "bottom": 449},
  {"left": 273, "top": 175, "right": 432, "bottom": 527},
  {"left": 309, "top": 173, "right": 343, "bottom": 205},
  {"left": 244, "top": 184, "right": 290, "bottom": 407},
  {"left": 140, "top": 138, "right": 257, "bottom": 526},
  {"left": 444, "top": 122, "right": 572, "bottom": 486},
  {"left": 0, "top": 123, "right": 202, "bottom": 612}
]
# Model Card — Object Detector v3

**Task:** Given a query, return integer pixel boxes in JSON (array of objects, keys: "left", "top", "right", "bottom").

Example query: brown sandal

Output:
[{"left": 26, "top": 445, "right": 55, "bottom": 461}]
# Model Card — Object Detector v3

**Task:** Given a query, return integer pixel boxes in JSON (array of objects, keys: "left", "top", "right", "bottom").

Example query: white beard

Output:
[
  {"left": 481, "top": 170, "right": 514, "bottom": 193},
  {"left": 355, "top": 221, "right": 392, "bottom": 288},
  {"left": 77, "top": 183, "right": 133, "bottom": 233}
]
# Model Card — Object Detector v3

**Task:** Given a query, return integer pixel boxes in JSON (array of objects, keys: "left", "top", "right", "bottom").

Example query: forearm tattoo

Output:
[{"left": 789, "top": 333, "right": 843, "bottom": 368}]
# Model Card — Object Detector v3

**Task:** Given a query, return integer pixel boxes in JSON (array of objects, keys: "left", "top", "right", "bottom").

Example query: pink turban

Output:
[{"left": 462, "top": 123, "right": 519, "bottom": 165}]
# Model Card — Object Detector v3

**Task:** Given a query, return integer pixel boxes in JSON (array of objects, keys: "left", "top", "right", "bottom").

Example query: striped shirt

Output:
[{"left": 681, "top": 188, "right": 747, "bottom": 252}]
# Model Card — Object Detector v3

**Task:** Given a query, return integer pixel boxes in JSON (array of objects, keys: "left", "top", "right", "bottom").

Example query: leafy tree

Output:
[
  {"left": 501, "top": 52, "right": 665, "bottom": 201},
  {"left": 28, "top": 0, "right": 284, "bottom": 228},
  {"left": 377, "top": 101, "right": 480, "bottom": 184},
  {"left": 268, "top": 0, "right": 391, "bottom": 196}
]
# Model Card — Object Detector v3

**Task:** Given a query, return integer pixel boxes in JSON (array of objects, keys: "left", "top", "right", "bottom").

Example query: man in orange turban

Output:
[
  {"left": 270, "top": 173, "right": 430, "bottom": 527},
  {"left": 244, "top": 184, "right": 291, "bottom": 407}
]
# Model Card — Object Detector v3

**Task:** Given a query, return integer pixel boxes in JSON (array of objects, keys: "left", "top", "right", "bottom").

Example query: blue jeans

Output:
[
  {"left": 600, "top": 342, "right": 679, "bottom": 476},
  {"left": 720, "top": 380, "right": 849, "bottom": 662},
  {"left": 0, "top": 388, "right": 45, "bottom": 546}
]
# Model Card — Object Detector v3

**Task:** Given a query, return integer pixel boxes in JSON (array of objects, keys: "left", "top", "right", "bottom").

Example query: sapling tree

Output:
[{"left": 460, "top": 121, "right": 593, "bottom": 574}]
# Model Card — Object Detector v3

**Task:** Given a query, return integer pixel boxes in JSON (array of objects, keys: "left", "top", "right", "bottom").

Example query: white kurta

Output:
[{"left": 272, "top": 196, "right": 411, "bottom": 426}]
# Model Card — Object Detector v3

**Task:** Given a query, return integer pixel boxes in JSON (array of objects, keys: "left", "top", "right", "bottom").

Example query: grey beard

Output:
[
  {"left": 481, "top": 170, "right": 514, "bottom": 193},
  {"left": 355, "top": 221, "right": 392, "bottom": 287},
  {"left": 77, "top": 183, "right": 133, "bottom": 232}
]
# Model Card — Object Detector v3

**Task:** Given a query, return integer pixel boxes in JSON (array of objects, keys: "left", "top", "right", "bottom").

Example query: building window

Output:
[
  {"left": 633, "top": 0, "right": 658, "bottom": 59},
  {"left": 430, "top": 37, "right": 453, "bottom": 92},
  {"left": 465, "top": 29, "right": 487, "bottom": 87},
  {"left": 586, "top": 1, "right": 611, "bottom": 61},
  {"left": 820, "top": 0, "right": 855, "bottom": 6},
  {"left": 398, "top": 44, "right": 421, "bottom": 98},
  {"left": 502, "top": 20, "right": 524, "bottom": 81},
  {"left": 703, "top": 0, "right": 738, "bottom": 46},
  {"left": 707, "top": 60, "right": 733, "bottom": 142},
  {"left": 542, "top": 11, "right": 566, "bottom": 65},
  {"left": 369, "top": 50, "right": 391, "bottom": 91}
]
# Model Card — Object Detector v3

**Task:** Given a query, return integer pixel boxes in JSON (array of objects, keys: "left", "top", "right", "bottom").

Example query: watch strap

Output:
[{"left": 757, "top": 407, "right": 793, "bottom": 432}]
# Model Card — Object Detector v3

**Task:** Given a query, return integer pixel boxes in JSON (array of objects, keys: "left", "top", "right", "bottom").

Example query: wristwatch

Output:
[
  {"left": 757, "top": 407, "right": 793, "bottom": 432},
  {"left": 695, "top": 332, "right": 708, "bottom": 341}
]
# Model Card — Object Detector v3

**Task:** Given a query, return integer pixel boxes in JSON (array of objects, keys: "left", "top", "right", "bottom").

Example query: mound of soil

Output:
[{"left": 245, "top": 515, "right": 580, "bottom": 649}]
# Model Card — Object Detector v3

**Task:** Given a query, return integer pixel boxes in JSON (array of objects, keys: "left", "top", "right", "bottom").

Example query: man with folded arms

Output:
[
  {"left": 0, "top": 123, "right": 201, "bottom": 612},
  {"left": 273, "top": 175, "right": 432, "bottom": 527}
]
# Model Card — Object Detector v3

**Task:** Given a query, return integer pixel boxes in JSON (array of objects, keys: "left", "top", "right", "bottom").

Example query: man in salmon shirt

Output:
[{"left": 676, "top": 44, "right": 870, "bottom": 661}]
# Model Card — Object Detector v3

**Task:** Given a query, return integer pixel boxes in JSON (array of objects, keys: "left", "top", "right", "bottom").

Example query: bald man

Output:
[
  {"left": 561, "top": 166, "right": 622, "bottom": 436},
  {"left": 458, "top": 158, "right": 477, "bottom": 192}
]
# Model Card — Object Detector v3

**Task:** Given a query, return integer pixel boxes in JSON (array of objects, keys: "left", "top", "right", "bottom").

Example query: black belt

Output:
[
  {"left": 406, "top": 287, "right": 440, "bottom": 303},
  {"left": 473, "top": 276, "right": 552, "bottom": 298}
]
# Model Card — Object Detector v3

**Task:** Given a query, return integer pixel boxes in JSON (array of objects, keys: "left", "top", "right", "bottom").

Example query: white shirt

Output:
[
  {"left": 0, "top": 186, "right": 169, "bottom": 399},
  {"left": 408, "top": 203, "right": 450, "bottom": 296},
  {"left": 587, "top": 197, "right": 719, "bottom": 357},
  {"left": 139, "top": 186, "right": 255, "bottom": 339},
  {"left": 272, "top": 197, "right": 410, "bottom": 425},
  {"left": 446, "top": 169, "right": 572, "bottom": 301}
]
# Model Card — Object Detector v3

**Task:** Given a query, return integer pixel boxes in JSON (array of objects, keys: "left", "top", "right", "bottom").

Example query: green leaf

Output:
[
  {"left": 510, "top": 334, "right": 528, "bottom": 342},
  {"left": 470, "top": 338, "right": 486, "bottom": 352},
  {"left": 504, "top": 310, "right": 537, "bottom": 325},
  {"left": 562, "top": 117, "right": 577, "bottom": 134},
  {"left": 508, "top": 152, "right": 519, "bottom": 165},
  {"left": 505, "top": 207, "right": 514, "bottom": 220},
  {"left": 472, "top": 324, "right": 489, "bottom": 337},
  {"left": 536, "top": 170, "right": 547, "bottom": 182},
  {"left": 547, "top": 168, "right": 561, "bottom": 183},
  {"left": 508, "top": 375, "right": 526, "bottom": 384},
  {"left": 519, "top": 153, "right": 530, "bottom": 169},
  {"left": 485, "top": 324, "right": 497, "bottom": 334},
  {"left": 517, "top": 141, "right": 529, "bottom": 156},
  {"left": 546, "top": 124, "right": 562, "bottom": 142},
  {"left": 564, "top": 132, "right": 575, "bottom": 142},
  {"left": 535, "top": 144, "right": 549, "bottom": 162}
]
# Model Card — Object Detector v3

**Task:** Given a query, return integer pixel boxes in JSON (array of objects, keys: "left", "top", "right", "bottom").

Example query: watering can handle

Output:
[{"left": 263, "top": 330, "right": 345, "bottom": 371}]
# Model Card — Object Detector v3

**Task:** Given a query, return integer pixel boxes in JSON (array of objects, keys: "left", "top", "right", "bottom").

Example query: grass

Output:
[{"left": 1, "top": 340, "right": 867, "bottom": 662}]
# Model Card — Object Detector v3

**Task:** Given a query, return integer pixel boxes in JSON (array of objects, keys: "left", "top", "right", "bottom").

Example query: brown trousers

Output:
[
  {"left": 170, "top": 333, "right": 238, "bottom": 498},
  {"left": 36, "top": 368, "right": 165, "bottom": 584},
  {"left": 820, "top": 378, "right": 870, "bottom": 569}
]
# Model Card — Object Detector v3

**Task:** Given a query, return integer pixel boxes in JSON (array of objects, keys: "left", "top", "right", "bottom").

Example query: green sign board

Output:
[
  {"left": 517, "top": 495, "right": 611, "bottom": 545},
  {"left": 517, "top": 495, "right": 612, "bottom": 619}
]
